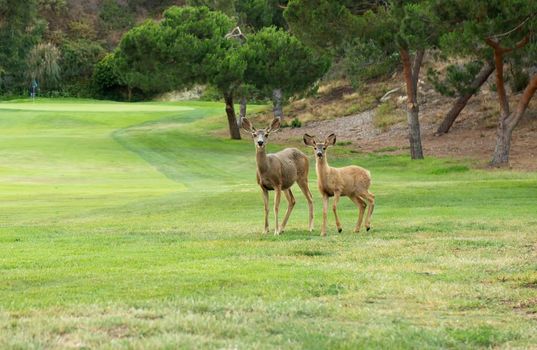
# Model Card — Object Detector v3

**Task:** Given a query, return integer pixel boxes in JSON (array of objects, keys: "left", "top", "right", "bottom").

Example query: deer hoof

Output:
[
  {"left": 338, "top": 228, "right": 342, "bottom": 233},
  {"left": 366, "top": 227, "right": 371, "bottom": 231}
]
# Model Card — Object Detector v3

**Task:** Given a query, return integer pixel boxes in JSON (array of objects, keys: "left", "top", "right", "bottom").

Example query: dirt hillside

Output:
[{"left": 251, "top": 73, "right": 537, "bottom": 171}]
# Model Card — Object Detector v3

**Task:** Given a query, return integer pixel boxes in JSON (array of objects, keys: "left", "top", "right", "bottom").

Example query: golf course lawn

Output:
[{"left": 0, "top": 99, "right": 536, "bottom": 349}]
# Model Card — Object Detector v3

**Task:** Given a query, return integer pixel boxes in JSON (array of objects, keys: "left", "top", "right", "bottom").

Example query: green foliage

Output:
[
  {"left": 25, "top": 43, "right": 61, "bottom": 89},
  {"left": 344, "top": 40, "right": 399, "bottom": 88},
  {"left": 284, "top": 0, "right": 362, "bottom": 51},
  {"left": 0, "top": 0, "right": 44, "bottom": 93},
  {"left": 290, "top": 116, "right": 301, "bottom": 128},
  {"left": 242, "top": 26, "right": 330, "bottom": 97},
  {"left": 61, "top": 39, "right": 106, "bottom": 83},
  {"left": 427, "top": 61, "right": 484, "bottom": 97},
  {"left": 435, "top": 0, "right": 537, "bottom": 62},
  {"left": 100, "top": 0, "right": 135, "bottom": 31},
  {"left": 92, "top": 53, "right": 123, "bottom": 99},
  {"left": 187, "top": 0, "right": 288, "bottom": 30},
  {"left": 116, "top": 6, "right": 237, "bottom": 94},
  {"left": 37, "top": 0, "right": 66, "bottom": 12}
]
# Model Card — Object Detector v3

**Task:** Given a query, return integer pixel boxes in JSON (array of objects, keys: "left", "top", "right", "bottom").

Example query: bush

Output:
[
  {"left": 427, "top": 61, "right": 483, "bottom": 97},
  {"left": 290, "top": 117, "right": 302, "bottom": 128},
  {"left": 60, "top": 39, "right": 105, "bottom": 96}
]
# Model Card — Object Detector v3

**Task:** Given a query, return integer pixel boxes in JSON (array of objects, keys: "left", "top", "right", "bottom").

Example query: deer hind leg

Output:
[
  {"left": 262, "top": 189, "right": 269, "bottom": 234},
  {"left": 280, "top": 188, "right": 296, "bottom": 234},
  {"left": 350, "top": 195, "right": 367, "bottom": 233},
  {"left": 362, "top": 191, "right": 375, "bottom": 231},
  {"left": 332, "top": 191, "right": 342, "bottom": 233},
  {"left": 273, "top": 188, "right": 282, "bottom": 235},
  {"left": 297, "top": 179, "right": 314, "bottom": 232},
  {"left": 321, "top": 194, "right": 329, "bottom": 236}
]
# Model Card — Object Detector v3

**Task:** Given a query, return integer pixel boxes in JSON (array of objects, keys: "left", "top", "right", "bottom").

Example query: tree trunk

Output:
[
  {"left": 400, "top": 48, "right": 424, "bottom": 159},
  {"left": 485, "top": 36, "right": 535, "bottom": 166},
  {"left": 224, "top": 92, "right": 241, "bottom": 140},
  {"left": 490, "top": 120, "right": 513, "bottom": 166},
  {"left": 490, "top": 74, "right": 537, "bottom": 166},
  {"left": 127, "top": 86, "right": 132, "bottom": 102},
  {"left": 272, "top": 88, "right": 283, "bottom": 120},
  {"left": 239, "top": 96, "right": 247, "bottom": 125},
  {"left": 435, "top": 62, "right": 494, "bottom": 135}
]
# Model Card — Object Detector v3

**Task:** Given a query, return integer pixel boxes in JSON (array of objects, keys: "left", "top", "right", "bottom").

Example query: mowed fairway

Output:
[{"left": 1, "top": 99, "right": 536, "bottom": 349}]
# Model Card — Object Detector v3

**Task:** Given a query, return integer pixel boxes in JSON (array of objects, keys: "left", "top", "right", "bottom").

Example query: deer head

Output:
[
  {"left": 241, "top": 117, "right": 281, "bottom": 149},
  {"left": 303, "top": 133, "right": 336, "bottom": 159}
]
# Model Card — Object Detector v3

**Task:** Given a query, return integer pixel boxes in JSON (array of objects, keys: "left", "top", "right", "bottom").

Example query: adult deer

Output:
[
  {"left": 303, "top": 133, "right": 374, "bottom": 236},
  {"left": 241, "top": 118, "right": 314, "bottom": 235}
]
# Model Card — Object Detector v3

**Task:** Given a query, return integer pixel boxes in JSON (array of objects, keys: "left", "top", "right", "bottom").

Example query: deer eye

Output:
[{"left": 252, "top": 133, "right": 257, "bottom": 137}]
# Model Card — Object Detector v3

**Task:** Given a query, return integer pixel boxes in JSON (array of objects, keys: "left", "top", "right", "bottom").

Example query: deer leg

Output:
[
  {"left": 321, "top": 194, "right": 329, "bottom": 236},
  {"left": 350, "top": 196, "right": 367, "bottom": 233},
  {"left": 332, "top": 192, "right": 342, "bottom": 233},
  {"left": 280, "top": 189, "right": 296, "bottom": 233},
  {"left": 262, "top": 189, "right": 269, "bottom": 234},
  {"left": 363, "top": 191, "right": 375, "bottom": 231},
  {"left": 298, "top": 180, "right": 314, "bottom": 232},
  {"left": 273, "top": 188, "right": 282, "bottom": 235}
]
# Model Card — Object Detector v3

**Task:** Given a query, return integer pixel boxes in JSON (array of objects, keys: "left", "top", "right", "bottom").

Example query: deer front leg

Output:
[
  {"left": 280, "top": 189, "right": 296, "bottom": 234},
  {"left": 332, "top": 191, "right": 342, "bottom": 233},
  {"left": 273, "top": 187, "right": 282, "bottom": 235},
  {"left": 262, "top": 189, "right": 269, "bottom": 234},
  {"left": 321, "top": 194, "right": 329, "bottom": 236}
]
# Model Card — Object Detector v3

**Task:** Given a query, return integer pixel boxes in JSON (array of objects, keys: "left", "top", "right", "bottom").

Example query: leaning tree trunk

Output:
[
  {"left": 436, "top": 62, "right": 494, "bottom": 135},
  {"left": 400, "top": 48, "right": 425, "bottom": 159},
  {"left": 272, "top": 88, "right": 283, "bottom": 120},
  {"left": 223, "top": 92, "right": 241, "bottom": 140}
]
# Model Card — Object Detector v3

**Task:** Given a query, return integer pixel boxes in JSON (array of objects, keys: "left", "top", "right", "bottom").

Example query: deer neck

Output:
[
  {"left": 256, "top": 147, "right": 270, "bottom": 174},
  {"left": 316, "top": 155, "right": 330, "bottom": 185}
]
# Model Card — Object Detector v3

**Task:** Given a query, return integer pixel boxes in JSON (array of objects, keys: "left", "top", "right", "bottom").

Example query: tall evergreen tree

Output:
[
  {"left": 286, "top": 0, "right": 442, "bottom": 159},
  {"left": 241, "top": 26, "right": 329, "bottom": 119},
  {"left": 116, "top": 6, "right": 245, "bottom": 139}
]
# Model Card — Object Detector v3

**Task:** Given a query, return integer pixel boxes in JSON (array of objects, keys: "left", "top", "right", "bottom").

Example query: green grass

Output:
[{"left": 1, "top": 98, "right": 536, "bottom": 349}]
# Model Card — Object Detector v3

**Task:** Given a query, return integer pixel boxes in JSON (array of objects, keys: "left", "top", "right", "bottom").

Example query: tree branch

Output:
[
  {"left": 485, "top": 35, "right": 530, "bottom": 118},
  {"left": 508, "top": 73, "right": 537, "bottom": 130},
  {"left": 489, "top": 14, "right": 536, "bottom": 40}
]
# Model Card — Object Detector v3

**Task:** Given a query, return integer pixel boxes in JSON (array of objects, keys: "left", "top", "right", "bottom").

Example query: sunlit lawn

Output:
[{"left": 0, "top": 99, "right": 536, "bottom": 349}]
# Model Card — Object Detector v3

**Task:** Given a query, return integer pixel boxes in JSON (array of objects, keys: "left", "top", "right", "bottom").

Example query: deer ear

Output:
[
  {"left": 241, "top": 117, "right": 255, "bottom": 132},
  {"left": 303, "top": 133, "right": 316, "bottom": 146},
  {"left": 267, "top": 118, "right": 280, "bottom": 133},
  {"left": 325, "top": 133, "right": 336, "bottom": 146}
]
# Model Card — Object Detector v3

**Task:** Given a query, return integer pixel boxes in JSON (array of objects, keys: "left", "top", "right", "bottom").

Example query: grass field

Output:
[{"left": 0, "top": 99, "right": 536, "bottom": 349}]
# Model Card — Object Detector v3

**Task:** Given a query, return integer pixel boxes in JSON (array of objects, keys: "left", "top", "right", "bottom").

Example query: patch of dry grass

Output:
[{"left": 373, "top": 100, "right": 406, "bottom": 131}]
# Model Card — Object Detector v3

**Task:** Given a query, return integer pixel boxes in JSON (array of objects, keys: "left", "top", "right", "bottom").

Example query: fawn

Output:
[{"left": 304, "top": 133, "right": 374, "bottom": 236}]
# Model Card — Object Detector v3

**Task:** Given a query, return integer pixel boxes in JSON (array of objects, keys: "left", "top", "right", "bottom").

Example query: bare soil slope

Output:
[{"left": 255, "top": 76, "right": 537, "bottom": 170}]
